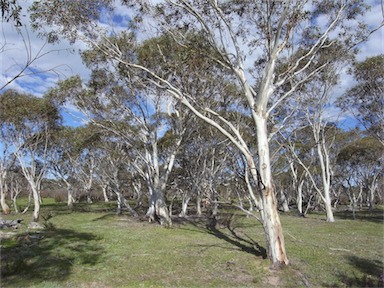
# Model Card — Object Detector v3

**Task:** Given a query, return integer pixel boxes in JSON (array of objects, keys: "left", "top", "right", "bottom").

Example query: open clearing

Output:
[{"left": 1, "top": 201, "right": 383, "bottom": 287}]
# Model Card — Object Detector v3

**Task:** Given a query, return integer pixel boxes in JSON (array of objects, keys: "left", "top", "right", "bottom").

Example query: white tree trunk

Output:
[
  {"left": 297, "top": 179, "right": 304, "bottom": 215},
  {"left": 0, "top": 188, "right": 10, "bottom": 215},
  {"left": 147, "top": 189, "right": 172, "bottom": 226},
  {"left": 102, "top": 184, "right": 109, "bottom": 202},
  {"left": 280, "top": 189, "right": 290, "bottom": 212},
  {"left": 316, "top": 136, "right": 335, "bottom": 222},
  {"left": 252, "top": 115, "right": 289, "bottom": 266},
  {"left": 0, "top": 170, "right": 10, "bottom": 214},
  {"left": 67, "top": 184, "right": 75, "bottom": 208},
  {"left": 324, "top": 191, "right": 334, "bottom": 222},
  {"left": 29, "top": 182, "right": 40, "bottom": 222},
  {"left": 115, "top": 190, "right": 138, "bottom": 216},
  {"left": 196, "top": 191, "right": 202, "bottom": 216},
  {"left": 179, "top": 196, "right": 190, "bottom": 217}
]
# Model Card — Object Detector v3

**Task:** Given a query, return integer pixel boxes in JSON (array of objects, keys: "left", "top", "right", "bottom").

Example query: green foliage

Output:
[
  {"left": 30, "top": 0, "right": 114, "bottom": 43},
  {"left": 338, "top": 55, "right": 384, "bottom": 143},
  {"left": 1, "top": 0, "right": 22, "bottom": 26},
  {"left": 337, "top": 136, "right": 382, "bottom": 166},
  {"left": 0, "top": 89, "right": 61, "bottom": 129}
]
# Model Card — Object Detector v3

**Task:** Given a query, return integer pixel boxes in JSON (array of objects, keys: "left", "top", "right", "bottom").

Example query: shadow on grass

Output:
[
  {"left": 334, "top": 208, "right": 384, "bottom": 224},
  {"left": 0, "top": 227, "right": 104, "bottom": 286},
  {"left": 324, "top": 256, "right": 384, "bottom": 288},
  {"left": 177, "top": 215, "right": 267, "bottom": 259}
]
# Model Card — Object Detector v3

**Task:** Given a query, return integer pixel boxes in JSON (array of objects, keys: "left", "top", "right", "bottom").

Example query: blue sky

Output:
[{"left": 1, "top": 0, "right": 383, "bottom": 129}]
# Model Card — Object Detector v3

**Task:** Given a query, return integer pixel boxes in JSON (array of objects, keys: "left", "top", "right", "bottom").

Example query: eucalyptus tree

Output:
[
  {"left": 95, "top": 138, "right": 138, "bottom": 216},
  {"left": 338, "top": 55, "right": 384, "bottom": 146},
  {"left": 337, "top": 135, "right": 383, "bottom": 210},
  {"left": 178, "top": 124, "right": 232, "bottom": 217},
  {"left": 47, "top": 67, "right": 188, "bottom": 226},
  {"left": 0, "top": 89, "right": 60, "bottom": 221},
  {"left": 48, "top": 126, "right": 93, "bottom": 207},
  {"left": 31, "top": 0, "right": 381, "bottom": 265},
  {"left": 6, "top": 165, "right": 28, "bottom": 213}
]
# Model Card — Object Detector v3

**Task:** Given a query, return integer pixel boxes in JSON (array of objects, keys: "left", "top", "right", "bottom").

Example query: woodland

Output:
[{"left": 0, "top": 1, "right": 383, "bottom": 286}]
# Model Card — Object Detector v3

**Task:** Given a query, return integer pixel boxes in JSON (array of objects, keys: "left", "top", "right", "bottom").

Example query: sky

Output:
[{"left": 0, "top": 0, "right": 383, "bottom": 129}]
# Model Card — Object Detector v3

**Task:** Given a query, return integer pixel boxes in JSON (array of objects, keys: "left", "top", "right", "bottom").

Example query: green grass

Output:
[{"left": 1, "top": 200, "right": 383, "bottom": 287}]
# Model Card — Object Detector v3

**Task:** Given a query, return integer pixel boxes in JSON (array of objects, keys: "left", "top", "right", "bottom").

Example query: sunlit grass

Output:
[{"left": 1, "top": 200, "right": 383, "bottom": 287}]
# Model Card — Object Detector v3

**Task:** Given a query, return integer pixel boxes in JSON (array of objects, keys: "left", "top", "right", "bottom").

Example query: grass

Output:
[{"left": 1, "top": 200, "right": 383, "bottom": 287}]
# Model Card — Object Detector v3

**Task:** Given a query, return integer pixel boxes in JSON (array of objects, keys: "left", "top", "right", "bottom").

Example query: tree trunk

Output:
[
  {"left": 30, "top": 183, "right": 40, "bottom": 222},
  {"left": 196, "top": 191, "right": 202, "bottom": 216},
  {"left": 297, "top": 179, "right": 304, "bottom": 215},
  {"left": 67, "top": 184, "right": 75, "bottom": 208},
  {"left": 86, "top": 189, "right": 93, "bottom": 204},
  {"left": 179, "top": 196, "right": 190, "bottom": 217},
  {"left": 146, "top": 189, "right": 172, "bottom": 227},
  {"left": 102, "top": 184, "right": 109, "bottom": 202},
  {"left": 253, "top": 114, "right": 289, "bottom": 266},
  {"left": 0, "top": 188, "right": 10, "bottom": 214},
  {"left": 280, "top": 189, "right": 290, "bottom": 212},
  {"left": 115, "top": 190, "right": 138, "bottom": 216},
  {"left": 324, "top": 192, "right": 334, "bottom": 222}
]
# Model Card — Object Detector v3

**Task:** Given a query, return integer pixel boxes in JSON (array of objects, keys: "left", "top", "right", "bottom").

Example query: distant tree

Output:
[
  {"left": 338, "top": 55, "right": 384, "bottom": 145},
  {"left": 95, "top": 138, "right": 138, "bottom": 216},
  {"left": 0, "top": 89, "right": 60, "bottom": 221},
  {"left": 337, "top": 135, "right": 383, "bottom": 210}
]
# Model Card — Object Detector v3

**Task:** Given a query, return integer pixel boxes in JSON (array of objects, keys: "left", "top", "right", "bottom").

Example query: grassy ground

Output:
[{"left": 0, "top": 200, "right": 383, "bottom": 287}]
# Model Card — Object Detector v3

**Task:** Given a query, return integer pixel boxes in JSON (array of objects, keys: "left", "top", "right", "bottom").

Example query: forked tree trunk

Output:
[
  {"left": 147, "top": 189, "right": 172, "bottom": 227},
  {"left": 115, "top": 190, "right": 138, "bottom": 217}
]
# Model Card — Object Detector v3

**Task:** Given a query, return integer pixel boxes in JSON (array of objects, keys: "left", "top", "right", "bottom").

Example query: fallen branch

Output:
[{"left": 329, "top": 247, "right": 351, "bottom": 252}]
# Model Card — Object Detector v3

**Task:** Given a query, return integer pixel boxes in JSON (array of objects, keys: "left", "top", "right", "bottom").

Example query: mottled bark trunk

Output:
[
  {"left": 30, "top": 183, "right": 40, "bottom": 222},
  {"left": 254, "top": 114, "right": 289, "bottom": 266},
  {"left": 147, "top": 189, "right": 172, "bottom": 227}
]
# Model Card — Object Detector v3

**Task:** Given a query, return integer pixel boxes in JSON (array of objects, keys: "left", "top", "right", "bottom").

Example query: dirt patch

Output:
[{"left": 263, "top": 268, "right": 282, "bottom": 287}]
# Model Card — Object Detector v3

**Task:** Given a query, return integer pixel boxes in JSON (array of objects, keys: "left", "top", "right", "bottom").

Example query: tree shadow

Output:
[
  {"left": 0, "top": 227, "right": 104, "bottom": 286},
  {"left": 334, "top": 208, "right": 384, "bottom": 224},
  {"left": 324, "top": 256, "right": 384, "bottom": 287},
  {"left": 179, "top": 215, "right": 267, "bottom": 259}
]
